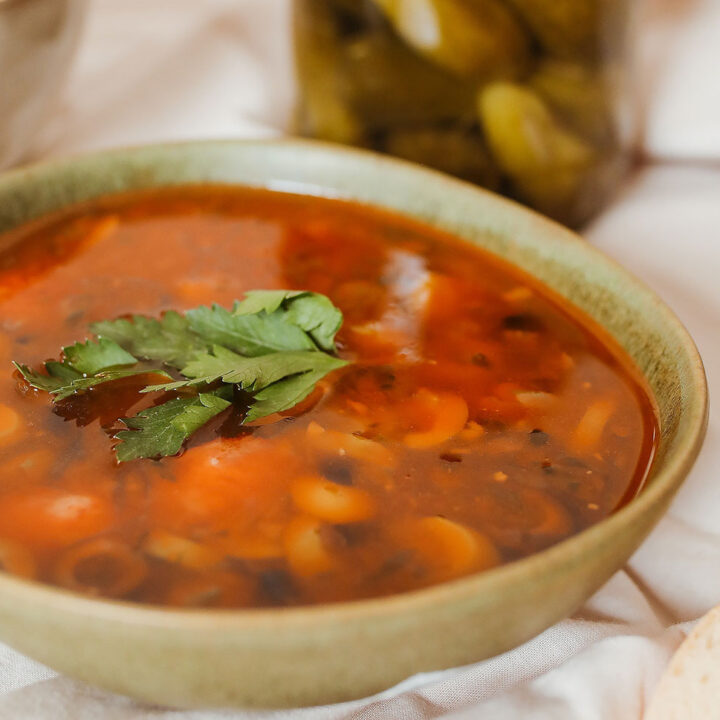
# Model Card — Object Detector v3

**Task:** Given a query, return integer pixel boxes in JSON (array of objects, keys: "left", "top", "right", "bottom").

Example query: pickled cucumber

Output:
[
  {"left": 293, "top": 0, "right": 364, "bottom": 144},
  {"left": 293, "top": 0, "right": 631, "bottom": 227},
  {"left": 342, "top": 31, "right": 478, "bottom": 128},
  {"left": 530, "top": 60, "right": 615, "bottom": 146},
  {"left": 372, "top": 0, "right": 529, "bottom": 78},
  {"left": 384, "top": 128, "right": 500, "bottom": 188},
  {"left": 478, "top": 82, "right": 597, "bottom": 221},
  {"left": 504, "top": 0, "right": 599, "bottom": 59}
]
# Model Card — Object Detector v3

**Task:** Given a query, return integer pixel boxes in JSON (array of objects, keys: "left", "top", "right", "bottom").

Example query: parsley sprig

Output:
[{"left": 13, "top": 290, "right": 348, "bottom": 462}]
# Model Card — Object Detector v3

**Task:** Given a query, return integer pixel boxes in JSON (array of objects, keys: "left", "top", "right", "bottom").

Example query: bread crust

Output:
[{"left": 646, "top": 606, "right": 720, "bottom": 720}]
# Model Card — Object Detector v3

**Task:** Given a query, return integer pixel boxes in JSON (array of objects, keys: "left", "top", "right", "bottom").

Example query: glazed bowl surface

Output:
[{"left": 0, "top": 140, "right": 708, "bottom": 709}]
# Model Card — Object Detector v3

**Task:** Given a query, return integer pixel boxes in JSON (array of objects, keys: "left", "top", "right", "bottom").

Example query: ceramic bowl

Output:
[{"left": 0, "top": 140, "right": 708, "bottom": 709}]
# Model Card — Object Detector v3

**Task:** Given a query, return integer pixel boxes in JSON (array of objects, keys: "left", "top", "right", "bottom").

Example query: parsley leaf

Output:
[
  {"left": 13, "top": 337, "right": 146, "bottom": 399},
  {"left": 44, "top": 361, "right": 84, "bottom": 382},
  {"left": 12, "top": 362, "right": 75, "bottom": 393},
  {"left": 62, "top": 337, "right": 137, "bottom": 375},
  {"left": 245, "top": 360, "right": 346, "bottom": 423},
  {"left": 281, "top": 293, "right": 343, "bottom": 353},
  {"left": 143, "top": 346, "right": 348, "bottom": 393},
  {"left": 236, "top": 291, "right": 344, "bottom": 352},
  {"left": 51, "top": 370, "right": 167, "bottom": 402},
  {"left": 13, "top": 289, "right": 348, "bottom": 463},
  {"left": 186, "top": 290, "right": 343, "bottom": 355},
  {"left": 186, "top": 303, "right": 316, "bottom": 356},
  {"left": 13, "top": 361, "right": 168, "bottom": 401},
  {"left": 115, "top": 389, "right": 232, "bottom": 462},
  {"left": 232, "top": 289, "right": 305, "bottom": 316},
  {"left": 91, "top": 311, "right": 208, "bottom": 369}
]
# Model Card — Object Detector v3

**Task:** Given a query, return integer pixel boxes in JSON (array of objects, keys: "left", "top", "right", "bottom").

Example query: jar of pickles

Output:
[{"left": 293, "top": 0, "right": 635, "bottom": 227}]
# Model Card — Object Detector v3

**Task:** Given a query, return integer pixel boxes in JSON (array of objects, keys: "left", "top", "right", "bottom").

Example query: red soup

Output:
[{"left": 0, "top": 188, "right": 657, "bottom": 607}]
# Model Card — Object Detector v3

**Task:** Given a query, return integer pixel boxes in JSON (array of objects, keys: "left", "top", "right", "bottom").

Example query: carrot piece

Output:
[
  {"left": 0, "top": 487, "right": 115, "bottom": 552},
  {"left": 0, "top": 538, "right": 37, "bottom": 579},
  {"left": 403, "top": 390, "right": 468, "bottom": 449},
  {"left": 284, "top": 516, "right": 336, "bottom": 578},
  {"left": 151, "top": 436, "right": 300, "bottom": 534},
  {"left": 0, "top": 404, "right": 21, "bottom": 446},
  {"left": 291, "top": 475, "right": 375, "bottom": 524},
  {"left": 53, "top": 537, "right": 147, "bottom": 597}
]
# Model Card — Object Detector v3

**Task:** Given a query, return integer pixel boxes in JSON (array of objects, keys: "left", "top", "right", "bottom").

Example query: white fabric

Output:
[
  {"left": 2, "top": 0, "right": 719, "bottom": 717},
  {"left": 637, "top": 0, "right": 720, "bottom": 159}
]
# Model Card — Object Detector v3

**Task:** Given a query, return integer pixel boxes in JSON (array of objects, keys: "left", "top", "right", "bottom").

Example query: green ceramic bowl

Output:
[{"left": 0, "top": 140, "right": 708, "bottom": 709}]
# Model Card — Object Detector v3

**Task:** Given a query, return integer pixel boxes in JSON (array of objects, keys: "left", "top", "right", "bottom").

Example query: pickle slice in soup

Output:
[
  {"left": 478, "top": 82, "right": 598, "bottom": 223},
  {"left": 371, "top": 0, "right": 529, "bottom": 79},
  {"left": 384, "top": 127, "right": 500, "bottom": 189}
]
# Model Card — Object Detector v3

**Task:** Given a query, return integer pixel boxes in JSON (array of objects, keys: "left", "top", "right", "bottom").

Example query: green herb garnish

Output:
[
  {"left": 13, "top": 337, "right": 163, "bottom": 401},
  {"left": 90, "top": 311, "right": 207, "bottom": 370},
  {"left": 114, "top": 389, "right": 233, "bottom": 463},
  {"left": 13, "top": 290, "right": 348, "bottom": 462}
]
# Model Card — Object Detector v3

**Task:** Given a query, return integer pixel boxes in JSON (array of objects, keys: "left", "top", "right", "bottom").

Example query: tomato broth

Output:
[{"left": 0, "top": 188, "right": 657, "bottom": 607}]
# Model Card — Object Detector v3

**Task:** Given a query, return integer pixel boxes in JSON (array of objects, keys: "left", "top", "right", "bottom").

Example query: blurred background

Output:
[
  {"left": 0, "top": 1, "right": 719, "bottom": 716},
  {"left": 3, "top": 0, "right": 719, "bottom": 228}
]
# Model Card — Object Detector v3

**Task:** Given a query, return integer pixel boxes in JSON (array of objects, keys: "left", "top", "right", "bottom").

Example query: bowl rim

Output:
[{"left": 0, "top": 137, "right": 709, "bottom": 631}]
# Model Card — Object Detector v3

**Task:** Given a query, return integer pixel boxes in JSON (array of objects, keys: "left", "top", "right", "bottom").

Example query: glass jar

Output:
[{"left": 293, "top": 0, "right": 634, "bottom": 228}]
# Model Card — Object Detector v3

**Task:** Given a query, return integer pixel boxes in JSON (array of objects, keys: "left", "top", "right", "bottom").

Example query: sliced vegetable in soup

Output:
[{"left": 0, "top": 188, "right": 657, "bottom": 607}]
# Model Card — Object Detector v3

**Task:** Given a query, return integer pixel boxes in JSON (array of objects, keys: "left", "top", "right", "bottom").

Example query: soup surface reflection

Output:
[{"left": 0, "top": 188, "right": 657, "bottom": 607}]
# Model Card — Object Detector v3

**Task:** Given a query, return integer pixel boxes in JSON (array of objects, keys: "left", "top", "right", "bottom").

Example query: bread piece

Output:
[{"left": 646, "top": 606, "right": 720, "bottom": 720}]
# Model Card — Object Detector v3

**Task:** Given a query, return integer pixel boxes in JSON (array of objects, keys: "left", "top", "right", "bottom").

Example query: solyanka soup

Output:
[{"left": 0, "top": 188, "right": 657, "bottom": 607}]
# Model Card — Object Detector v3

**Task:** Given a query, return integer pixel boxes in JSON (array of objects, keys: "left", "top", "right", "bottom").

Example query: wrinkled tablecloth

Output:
[{"left": 1, "top": 0, "right": 718, "bottom": 717}]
